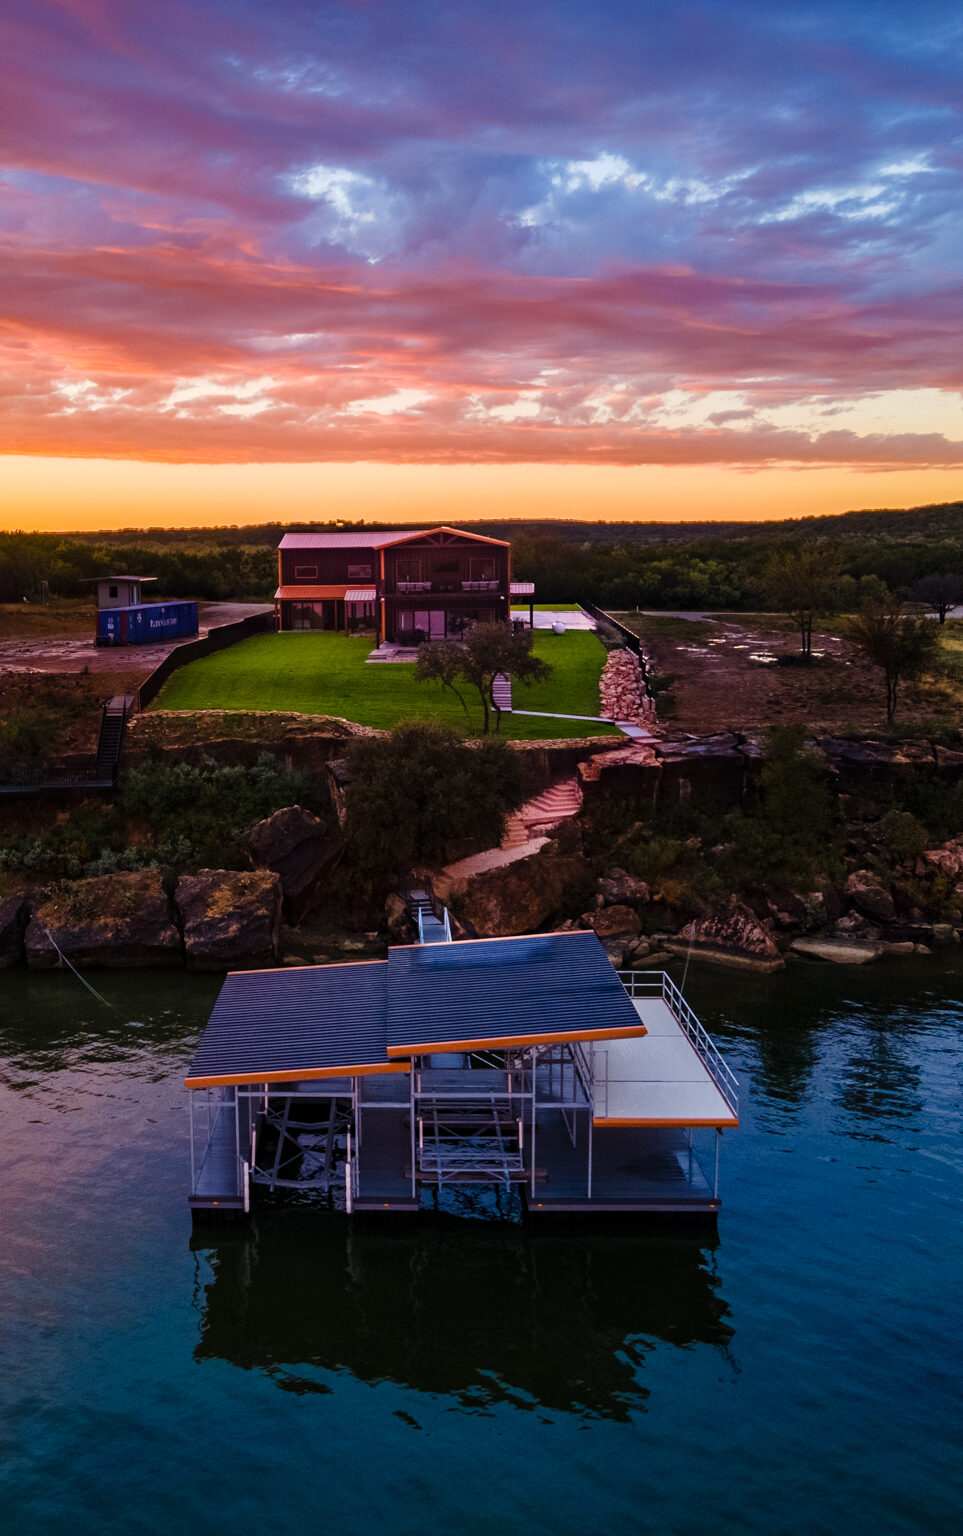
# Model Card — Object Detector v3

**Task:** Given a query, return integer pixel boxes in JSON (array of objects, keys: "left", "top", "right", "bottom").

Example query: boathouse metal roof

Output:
[
  {"left": 385, "top": 932, "right": 646, "bottom": 1056},
  {"left": 185, "top": 961, "right": 399, "bottom": 1088},
  {"left": 186, "top": 932, "right": 646, "bottom": 1089}
]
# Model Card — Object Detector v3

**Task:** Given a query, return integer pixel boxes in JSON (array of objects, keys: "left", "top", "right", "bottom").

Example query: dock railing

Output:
[{"left": 617, "top": 969, "right": 739, "bottom": 1116}]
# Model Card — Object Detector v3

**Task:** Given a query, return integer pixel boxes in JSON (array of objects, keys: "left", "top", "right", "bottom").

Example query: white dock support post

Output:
[
  {"left": 346, "top": 1131, "right": 353, "bottom": 1214},
  {"left": 714, "top": 1129, "right": 721, "bottom": 1199},
  {"left": 587, "top": 1108, "right": 593, "bottom": 1199},
  {"left": 189, "top": 1093, "right": 196, "bottom": 1192},
  {"left": 530, "top": 1048, "right": 536, "bottom": 1199},
  {"left": 242, "top": 1161, "right": 250, "bottom": 1214}
]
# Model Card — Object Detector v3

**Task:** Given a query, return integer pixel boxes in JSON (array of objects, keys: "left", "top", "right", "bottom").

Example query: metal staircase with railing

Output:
[{"left": 94, "top": 695, "right": 134, "bottom": 780}]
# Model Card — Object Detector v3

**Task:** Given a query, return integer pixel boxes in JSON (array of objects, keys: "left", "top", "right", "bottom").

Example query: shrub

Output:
[{"left": 344, "top": 723, "right": 529, "bottom": 876}]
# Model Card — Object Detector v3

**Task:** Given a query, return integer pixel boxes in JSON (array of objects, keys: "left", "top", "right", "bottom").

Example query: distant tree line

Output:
[{"left": 2, "top": 501, "right": 962, "bottom": 611}]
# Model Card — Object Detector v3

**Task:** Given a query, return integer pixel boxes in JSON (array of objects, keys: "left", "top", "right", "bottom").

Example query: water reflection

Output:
[
  {"left": 192, "top": 1214, "right": 734, "bottom": 1419},
  {"left": 834, "top": 1012, "right": 924, "bottom": 1125}
]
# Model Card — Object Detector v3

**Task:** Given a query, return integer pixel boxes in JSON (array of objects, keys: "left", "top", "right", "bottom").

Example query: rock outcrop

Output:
[
  {"left": 580, "top": 902, "right": 643, "bottom": 964},
  {"left": 844, "top": 870, "right": 896, "bottom": 923},
  {"left": 596, "top": 867, "right": 650, "bottom": 907},
  {"left": 0, "top": 894, "right": 28, "bottom": 968},
  {"left": 25, "top": 873, "right": 181, "bottom": 969},
  {"left": 242, "top": 804, "right": 342, "bottom": 920},
  {"left": 924, "top": 838, "right": 963, "bottom": 881},
  {"left": 384, "top": 891, "right": 416, "bottom": 944},
  {"left": 790, "top": 936, "right": 884, "bottom": 965},
  {"left": 665, "top": 898, "right": 784, "bottom": 972},
  {"left": 176, "top": 869, "right": 282, "bottom": 970}
]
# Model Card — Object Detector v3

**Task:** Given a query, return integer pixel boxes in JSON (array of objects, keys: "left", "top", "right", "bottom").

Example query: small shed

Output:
[{"left": 86, "top": 575, "right": 158, "bottom": 610}]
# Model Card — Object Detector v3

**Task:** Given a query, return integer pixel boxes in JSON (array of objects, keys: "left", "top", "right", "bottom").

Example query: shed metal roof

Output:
[
  {"left": 386, "top": 931, "right": 645, "bottom": 1055},
  {"left": 185, "top": 962, "right": 399, "bottom": 1088}
]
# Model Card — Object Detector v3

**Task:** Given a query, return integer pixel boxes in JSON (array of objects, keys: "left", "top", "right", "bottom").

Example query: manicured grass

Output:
[
  {"left": 150, "top": 631, "right": 619, "bottom": 738},
  {"left": 510, "top": 603, "right": 583, "bottom": 612}
]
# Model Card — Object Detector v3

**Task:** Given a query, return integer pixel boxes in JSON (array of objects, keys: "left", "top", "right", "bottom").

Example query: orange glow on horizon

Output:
[{"left": 2, "top": 457, "right": 960, "bottom": 533}]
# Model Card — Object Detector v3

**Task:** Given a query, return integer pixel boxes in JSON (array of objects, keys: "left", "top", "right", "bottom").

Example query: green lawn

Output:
[
  {"left": 150, "top": 631, "right": 619, "bottom": 739},
  {"left": 510, "top": 603, "right": 583, "bottom": 612}
]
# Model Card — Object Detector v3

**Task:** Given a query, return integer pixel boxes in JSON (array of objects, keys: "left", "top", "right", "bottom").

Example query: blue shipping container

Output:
[{"left": 96, "top": 601, "right": 199, "bottom": 646}]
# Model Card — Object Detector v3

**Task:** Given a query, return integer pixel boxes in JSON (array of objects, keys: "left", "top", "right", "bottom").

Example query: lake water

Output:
[{"left": 0, "top": 959, "right": 961, "bottom": 1535}]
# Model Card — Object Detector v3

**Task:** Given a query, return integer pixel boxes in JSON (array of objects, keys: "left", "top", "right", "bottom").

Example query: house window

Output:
[
  {"left": 469, "top": 556, "right": 497, "bottom": 582},
  {"left": 294, "top": 564, "right": 318, "bottom": 580},
  {"left": 108, "top": 585, "right": 118, "bottom": 598},
  {"left": 396, "top": 556, "right": 423, "bottom": 582},
  {"left": 347, "top": 563, "right": 372, "bottom": 580}
]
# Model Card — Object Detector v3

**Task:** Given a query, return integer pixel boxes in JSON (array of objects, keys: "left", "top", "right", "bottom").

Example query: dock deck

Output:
[{"left": 595, "top": 997, "right": 738, "bottom": 1127}]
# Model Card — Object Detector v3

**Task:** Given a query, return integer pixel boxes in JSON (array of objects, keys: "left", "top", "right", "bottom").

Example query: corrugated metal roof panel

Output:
[
  {"left": 186, "top": 963, "right": 390, "bottom": 1086},
  {"left": 510, "top": 581, "right": 535, "bottom": 595},
  {"left": 386, "top": 931, "right": 644, "bottom": 1053},
  {"left": 278, "top": 531, "right": 428, "bottom": 549},
  {"left": 345, "top": 588, "right": 376, "bottom": 602},
  {"left": 275, "top": 585, "right": 349, "bottom": 600}
]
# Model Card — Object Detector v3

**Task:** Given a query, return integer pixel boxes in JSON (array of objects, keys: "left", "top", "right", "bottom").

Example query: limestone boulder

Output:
[
  {"left": 434, "top": 843, "right": 583, "bottom": 939},
  {"left": 25, "top": 873, "right": 181, "bottom": 969},
  {"left": 596, "top": 867, "right": 650, "bottom": 907},
  {"left": 581, "top": 903, "right": 642, "bottom": 942},
  {"left": 844, "top": 870, "right": 896, "bottom": 924},
  {"left": 384, "top": 890, "right": 417, "bottom": 944},
  {"left": 924, "top": 839, "right": 963, "bottom": 880},
  {"left": 790, "top": 936, "right": 883, "bottom": 965},
  {"left": 665, "top": 897, "right": 784, "bottom": 972},
  {"left": 176, "top": 869, "right": 282, "bottom": 971},
  {"left": 0, "top": 893, "right": 29, "bottom": 968},
  {"left": 241, "top": 804, "right": 342, "bottom": 920},
  {"left": 763, "top": 887, "right": 809, "bottom": 931}
]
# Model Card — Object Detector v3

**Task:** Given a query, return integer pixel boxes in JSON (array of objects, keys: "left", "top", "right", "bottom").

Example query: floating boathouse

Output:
[{"left": 186, "top": 930, "right": 738, "bottom": 1219}]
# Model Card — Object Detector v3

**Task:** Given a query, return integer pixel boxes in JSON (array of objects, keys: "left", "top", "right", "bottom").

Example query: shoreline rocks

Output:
[
  {"left": 25, "top": 872, "right": 182, "bottom": 970},
  {"left": 664, "top": 898, "right": 785, "bottom": 973},
  {"left": 176, "top": 869, "right": 282, "bottom": 971}
]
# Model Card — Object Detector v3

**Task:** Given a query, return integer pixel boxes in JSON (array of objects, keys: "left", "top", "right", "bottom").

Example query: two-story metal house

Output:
[{"left": 275, "top": 526, "right": 534, "bottom": 642}]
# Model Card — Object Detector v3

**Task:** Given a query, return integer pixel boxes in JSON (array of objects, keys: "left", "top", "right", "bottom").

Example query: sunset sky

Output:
[{"left": 2, "top": 0, "right": 962, "bottom": 530}]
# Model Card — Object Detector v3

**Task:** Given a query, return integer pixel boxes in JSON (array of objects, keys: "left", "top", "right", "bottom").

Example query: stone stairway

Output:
[{"left": 501, "top": 776, "right": 583, "bottom": 850}]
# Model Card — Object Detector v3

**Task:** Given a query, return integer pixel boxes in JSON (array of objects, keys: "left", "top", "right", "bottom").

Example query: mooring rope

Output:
[
  {"left": 680, "top": 919, "right": 696, "bottom": 995},
  {"left": 43, "top": 929, "right": 115, "bottom": 1009}
]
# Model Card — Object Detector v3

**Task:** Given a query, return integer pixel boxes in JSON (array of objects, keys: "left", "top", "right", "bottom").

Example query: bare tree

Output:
[
  {"left": 762, "top": 541, "right": 842, "bottom": 658},
  {"left": 913, "top": 571, "right": 963, "bottom": 625},
  {"left": 848, "top": 595, "right": 941, "bottom": 722}
]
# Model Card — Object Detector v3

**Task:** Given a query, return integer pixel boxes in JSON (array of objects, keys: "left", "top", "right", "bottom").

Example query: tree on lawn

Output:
[
  {"left": 416, "top": 624, "right": 551, "bottom": 733},
  {"left": 762, "top": 541, "right": 842, "bottom": 658},
  {"left": 413, "top": 639, "right": 472, "bottom": 726},
  {"left": 848, "top": 595, "right": 941, "bottom": 722},
  {"left": 913, "top": 571, "right": 963, "bottom": 625}
]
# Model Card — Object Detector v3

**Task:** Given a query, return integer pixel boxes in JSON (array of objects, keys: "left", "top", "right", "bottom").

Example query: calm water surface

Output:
[{"left": 0, "top": 959, "right": 961, "bottom": 1535}]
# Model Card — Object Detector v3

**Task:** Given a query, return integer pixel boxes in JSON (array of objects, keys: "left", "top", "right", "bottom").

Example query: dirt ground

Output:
[
  {"left": 0, "top": 600, "right": 271, "bottom": 675},
  {"left": 615, "top": 612, "right": 963, "bottom": 735}
]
